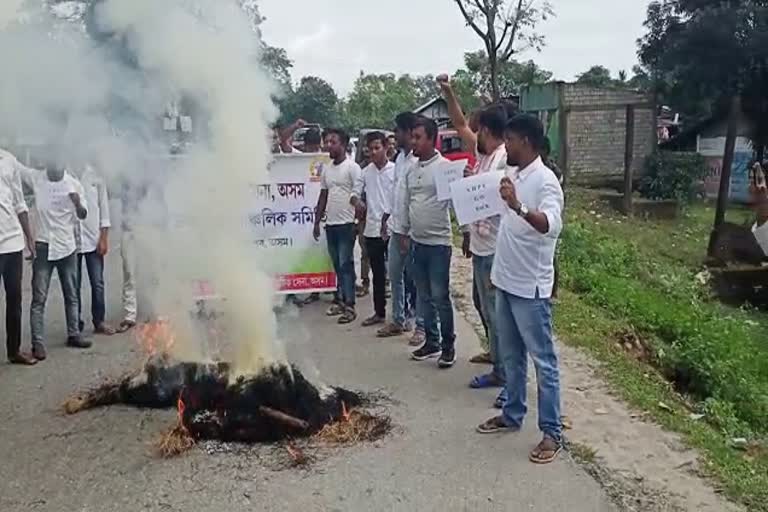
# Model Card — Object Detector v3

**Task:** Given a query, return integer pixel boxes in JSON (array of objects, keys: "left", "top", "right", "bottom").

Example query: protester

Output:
[
  {"left": 20, "top": 159, "right": 90, "bottom": 359},
  {"left": 118, "top": 178, "right": 145, "bottom": 332},
  {"left": 476, "top": 115, "right": 565, "bottom": 465},
  {"left": 352, "top": 132, "right": 395, "bottom": 326},
  {"left": 387, "top": 134, "right": 398, "bottom": 161},
  {"left": 76, "top": 163, "right": 114, "bottom": 335},
  {"left": 313, "top": 128, "right": 361, "bottom": 324},
  {"left": 0, "top": 149, "right": 38, "bottom": 365},
  {"left": 399, "top": 117, "right": 457, "bottom": 368},
  {"left": 750, "top": 162, "right": 768, "bottom": 255},
  {"left": 378, "top": 112, "right": 423, "bottom": 342}
]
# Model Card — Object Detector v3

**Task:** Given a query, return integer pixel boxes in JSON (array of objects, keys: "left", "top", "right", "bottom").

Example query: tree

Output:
[
  {"left": 342, "top": 73, "right": 422, "bottom": 131},
  {"left": 638, "top": 0, "right": 768, "bottom": 152},
  {"left": 575, "top": 65, "right": 614, "bottom": 88},
  {"left": 279, "top": 76, "right": 339, "bottom": 127},
  {"left": 459, "top": 49, "right": 552, "bottom": 99},
  {"left": 453, "top": 0, "right": 553, "bottom": 100}
]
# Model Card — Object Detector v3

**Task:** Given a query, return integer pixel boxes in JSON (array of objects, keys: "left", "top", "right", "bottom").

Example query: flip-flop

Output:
[
  {"left": 529, "top": 437, "right": 562, "bottom": 464},
  {"left": 476, "top": 416, "right": 520, "bottom": 434},
  {"left": 95, "top": 324, "right": 116, "bottom": 336},
  {"left": 469, "top": 373, "right": 504, "bottom": 389},
  {"left": 116, "top": 320, "right": 136, "bottom": 333}
]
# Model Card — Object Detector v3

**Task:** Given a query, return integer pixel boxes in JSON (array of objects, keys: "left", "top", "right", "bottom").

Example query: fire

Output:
[
  {"left": 136, "top": 318, "right": 177, "bottom": 357},
  {"left": 341, "top": 401, "right": 351, "bottom": 422},
  {"left": 177, "top": 393, "right": 186, "bottom": 426}
]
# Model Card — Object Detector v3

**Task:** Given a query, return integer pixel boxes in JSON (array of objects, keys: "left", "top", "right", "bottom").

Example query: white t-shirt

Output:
[
  {"left": 0, "top": 149, "right": 29, "bottom": 255},
  {"left": 78, "top": 166, "right": 111, "bottom": 254},
  {"left": 321, "top": 157, "right": 361, "bottom": 226},
  {"left": 468, "top": 144, "right": 508, "bottom": 257},
  {"left": 357, "top": 161, "right": 395, "bottom": 238},
  {"left": 753, "top": 221, "right": 768, "bottom": 256},
  {"left": 21, "top": 170, "right": 87, "bottom": 261},
  {"left": 492, "top": 157, "right": 564, "bottom": 299}
]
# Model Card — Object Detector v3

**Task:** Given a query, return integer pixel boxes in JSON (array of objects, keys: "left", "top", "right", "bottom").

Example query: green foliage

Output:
[
  {"left": 458, "top": 50, "right": 552, "bottom": 100},
  {"left": 342, "top": 73, "right": 433, "bottom": 132},
  {"left": 638, "top": 151, "right": 707, "bottom": 202},
  {"left": 575, "top": 65, "right": 615, "bottom": 88},
  {"left": 278, "top": 76, "right": 339, "bottom": 128}
]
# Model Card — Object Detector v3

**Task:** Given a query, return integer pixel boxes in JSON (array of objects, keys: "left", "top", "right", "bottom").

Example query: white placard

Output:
[
  {"left": 450, "top": 171, "right": 506, "bottom": 226},
  {"left": 435, "top": 159, "right": 468, "bottom": 201}
]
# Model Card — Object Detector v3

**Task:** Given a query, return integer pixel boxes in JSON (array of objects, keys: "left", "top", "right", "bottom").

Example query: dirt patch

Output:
[{"left": 449, "top": 255, "right": 742, "bottom": 512}]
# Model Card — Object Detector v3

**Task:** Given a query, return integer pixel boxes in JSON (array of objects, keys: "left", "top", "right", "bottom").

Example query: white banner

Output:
[
  {"left": 450, "top": 171, "right": 506, "bottom": 226},
  {"left": 435, "top": 159, "right": 468, "bottom": 201}
]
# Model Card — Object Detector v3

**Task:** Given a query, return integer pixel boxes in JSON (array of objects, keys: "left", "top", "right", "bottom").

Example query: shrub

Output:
[{"left": 639, "top": 151, "right": 707, "bottom": 203}]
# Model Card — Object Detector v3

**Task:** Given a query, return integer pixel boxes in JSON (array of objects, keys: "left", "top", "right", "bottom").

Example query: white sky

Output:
[{"left": 258, "top": 0, "right": 650, "bottom": 95}]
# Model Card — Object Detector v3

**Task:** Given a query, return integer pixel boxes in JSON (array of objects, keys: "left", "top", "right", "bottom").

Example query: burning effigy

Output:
[{"left": 64, "top": 318, "right": 391, "bottom": 459}]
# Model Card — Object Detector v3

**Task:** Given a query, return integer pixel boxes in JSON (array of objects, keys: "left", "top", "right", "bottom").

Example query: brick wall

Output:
[{"left": 563, "top": 85, "right": 656, "bottom": 183}]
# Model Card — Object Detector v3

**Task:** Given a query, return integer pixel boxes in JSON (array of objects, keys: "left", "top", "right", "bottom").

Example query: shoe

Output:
[
  {"left": 338, "top": 308, "right": 357, "bottom": 325},
  {"left": 361, "top": 315, "right": 385, "bottom": 327},
  {"left": 376, "top": 323, "right": 405, "bottom": 338},
  {"left": 32, "top": 342, "right": 47, "bottom": 361},
  {"left": 8, "top": 352, "right": 38, "bottom": 365},
  {"left": 66, "top": 336, "right": 93, "bottom": 349},
  {"left": 326, "top": 304, "right": 345, "bottom": 317},
  {"left": 410, "top": 345, "right": 441, "bottom": 361},
  {"left": 438, "top": 348, "right": 457, "bottom": 369},
  {"left": 409, "top": 328, "right": 426, "bottom": 347}
]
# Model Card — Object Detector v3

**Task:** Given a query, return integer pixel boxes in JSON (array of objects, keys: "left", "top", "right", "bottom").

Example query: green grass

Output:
[{"left": 554, "top": 189, "right": 768, "bottom": 510}]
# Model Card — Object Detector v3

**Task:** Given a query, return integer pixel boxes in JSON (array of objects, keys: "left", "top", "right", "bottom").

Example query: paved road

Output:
[{"left": 0, "top": 254, "right": 614, "bottom": 512}]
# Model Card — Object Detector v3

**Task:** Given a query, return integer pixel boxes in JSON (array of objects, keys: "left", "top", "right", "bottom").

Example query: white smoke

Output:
[{"left": 0, "top": 0, "right": 284, "bottom": 374}]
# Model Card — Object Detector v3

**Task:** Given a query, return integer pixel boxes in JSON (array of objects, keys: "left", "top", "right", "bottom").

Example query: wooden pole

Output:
[
  {"left": 708, "top": 95, "right": 741, "bottom": 256},
  {"left": 623, "top": 105, "right": 636, "bottom": 215}
]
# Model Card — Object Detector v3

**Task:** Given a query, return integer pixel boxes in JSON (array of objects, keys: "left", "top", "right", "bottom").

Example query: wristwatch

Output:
[{"left": 516, "top": 203, "right": 529, "bottom": 217}]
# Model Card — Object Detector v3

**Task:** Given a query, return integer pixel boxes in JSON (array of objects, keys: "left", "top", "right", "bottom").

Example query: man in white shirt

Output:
[
  {"left": 76, "top": 163, "right": 114, "bottom": 336},
  {"left": 0, "top": 149, "right": 37, "bottom": 365},
  {"left": 313, "top": 128, "right": 362, "bottom": 325},
  {"left": 20, "top": 159, "right": 90, "bottom": 359},
  {"left": 377, "top": 112, "right": 424, "bottom": 342},
  {"left": 352, "top": 131, "right": 395, "bottom": 327},
  {"left": 476, "top": 115, "right": 565, "bottom": 466},
  {"left": 399, "top": 117, "right": 457, "bottom": 368},
  {"left": 750, "top": 162, "right": 768, "bottom": 256}
]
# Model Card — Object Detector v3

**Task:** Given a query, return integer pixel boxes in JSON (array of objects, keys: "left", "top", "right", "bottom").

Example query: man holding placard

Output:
[
  {"left": 399, "top": 117, "right": 457, "bottom": 368},
  {"left": 476, "top": 115, "right": 565, "bottom": 465}
]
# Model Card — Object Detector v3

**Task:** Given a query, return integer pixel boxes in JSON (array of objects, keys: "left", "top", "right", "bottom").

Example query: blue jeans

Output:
[
  {"left": 412, "top": 242, "right": 454, "bottom": 351},
  {"left": 77, "top": 251, "right": 106, "bottom": 330},
  {"left": 496, "top": 288, "right": 561, "bottom": 441},
  {"left": 388, "top": 233, "right": 422, "bottom": 329},
  {"left": 31, "top": 243, "right": 80, "bottom": 342},
  {"left": 325, "top": 223, "right": 356, "bottom": 307},
  {"left": 473, "top": 254, "right": 504, "bottom": 381}
]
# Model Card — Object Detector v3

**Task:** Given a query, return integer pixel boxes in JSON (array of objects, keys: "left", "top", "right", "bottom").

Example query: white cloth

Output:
[
  {"left": 357, "top": 161, "right": 395, "bottom": 238},
  {"left": 389, "top": 150, "right": 417, "bottom": 235},
  {"left": 754, "top": 221, "right": 768, "bottom": 256},
  {"left": 78, "top": 166, "right": 111, "bottom": 254},
  {"left": 399, "top": 152, "right": 454, "bottom": 247},
  {"left": 320, "top": 157, "right": 361, "bottom": 226},
  {"left": 0, "top": 149, "right": 29, "bottom": 254},
  {"left": 468, "top": 144, "right": 508, "bottom": 257},
  {"left": 20, "top": 169, "right": 87, "bottom": 261},
  {"left": 492, "top": 156, "right": 564, "bottom": 299}
]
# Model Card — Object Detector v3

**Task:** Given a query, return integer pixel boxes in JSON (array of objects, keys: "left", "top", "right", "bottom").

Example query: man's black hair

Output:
[
  {"left": 304, "top": 128, "right": 322, "bottom": 146},
  {"left": 477, "top": 104, "right": 508, "bottom": 139},
  {"left": 324, "top": 127, "right": 350, "bottom": 146},
  {"left": 505, "top": 114, "right": 545, "bottom": 151},
  {"left": 500, "top": 100, "right": 520, "bottom": 119},
  {"left": 394, "top": 111, "right": 419, "bottom": 132},
  {"left": 365, "top": 131, "right": 388, "bottom": 147},
  {"left": 413, "top": 116, "right": 438, "bottom": 145}
]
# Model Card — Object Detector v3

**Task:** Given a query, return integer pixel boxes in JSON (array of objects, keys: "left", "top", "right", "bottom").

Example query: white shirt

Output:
[
  {"left": 321, "top": 157, "right": 361, "bottom": 226},
  {"left": 357, "top": 160, "right": 395, "bottom": 238},
  {"left": 21, "top": 169, "right": 87, "bottom": 261},
  {"left": 754, "top": 221, "right": 768, "bottom": 256},
  {"left": 492, "top": 156, "right": 564, "bottom": 299},
  {"left": 468, "top": 144, "right": 508, "bottom": 257},
  {"left": 78, "top": 166, "right": 111, "bottom": 254},
  {"left": 389, "top": 150, "right": 418, "bottom": 235},
  {"left": 0, "top": 149, "right": 29, "bottom": 254}
]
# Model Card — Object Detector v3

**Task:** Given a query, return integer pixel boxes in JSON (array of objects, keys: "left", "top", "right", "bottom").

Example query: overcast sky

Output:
[{"left": 258, "top": 0, "right": 650, "bottom": 96}]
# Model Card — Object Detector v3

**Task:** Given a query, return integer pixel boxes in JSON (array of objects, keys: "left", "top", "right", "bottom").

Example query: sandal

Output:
[
  {"left": 117, "top": 320, "right": 136, "bottom": 333},
  {"left": 95, "top": 323, "right": 116, "bottom": 336},
  {"left": 476, "top": 416, "right": 519, "bottom": 434},
  {"left": 529, "top": 436, "right": 562, "bottom": 464},
  {"left": 8, "top": 352, "right": 38, "bottom": 366},
  {"left": 469, "top": 352, "right": 493, "bottom": 365},
  {"left": 470, "top": 373, "right": 504, "bottom": 389},
  {"left": 338, "top": 309, "right": 357, "bottom": 325},
  {"left": 376, "top": 323, "right": 404, "bottom": 338},
  {"left": 361, "top": 315, "right": 385, "bottom": 327},
  {"left": 326, "top": 304, "right": 344, "bottom": 317}
]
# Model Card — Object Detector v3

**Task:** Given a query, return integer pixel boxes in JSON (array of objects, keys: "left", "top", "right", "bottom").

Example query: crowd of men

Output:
[{"left": 275, "top": 75, "right": 566, "bottom": 464}]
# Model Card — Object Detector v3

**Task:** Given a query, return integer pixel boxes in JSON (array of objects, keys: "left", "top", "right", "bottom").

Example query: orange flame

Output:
[
  {"left": 136, "top": 318, "right": 177, "bottom": 357},
  {"left": 177, "top": 395, "right": 186, "bottom": 426},
  {"left": 341, "top": 401, "right": 351, "bottom": 422}
]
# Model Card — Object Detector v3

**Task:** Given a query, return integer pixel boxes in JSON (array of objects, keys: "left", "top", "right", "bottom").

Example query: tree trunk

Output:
[
  {"left": 708, "top": 95, "right": 741, "bottom": 256},
  {"left": 489, "top": 54, "right": 500, "bottom": 102}
]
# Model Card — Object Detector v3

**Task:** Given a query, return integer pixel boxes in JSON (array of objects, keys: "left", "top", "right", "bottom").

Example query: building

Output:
[
  {"left": 413, "top": 97, "right": 450, "bottom": 125},
  {"left": 520, "top": 82, "right": 657, "bottom": 185}
]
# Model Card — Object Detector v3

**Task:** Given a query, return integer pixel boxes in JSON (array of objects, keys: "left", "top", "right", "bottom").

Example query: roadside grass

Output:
[{"left": 555, "top": 189, "right": 768, "bottom": 510}]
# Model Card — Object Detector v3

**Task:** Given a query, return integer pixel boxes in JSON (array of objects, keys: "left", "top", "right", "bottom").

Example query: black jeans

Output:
[
  {"left": 365, "top": 237, "right": 388, "bottom": 318},
  {"left": 77, "top": 251, "right": 106, "bottom": 331},
  {"left": 0, "top": 251, "right": 23, "bottom": 357}
]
